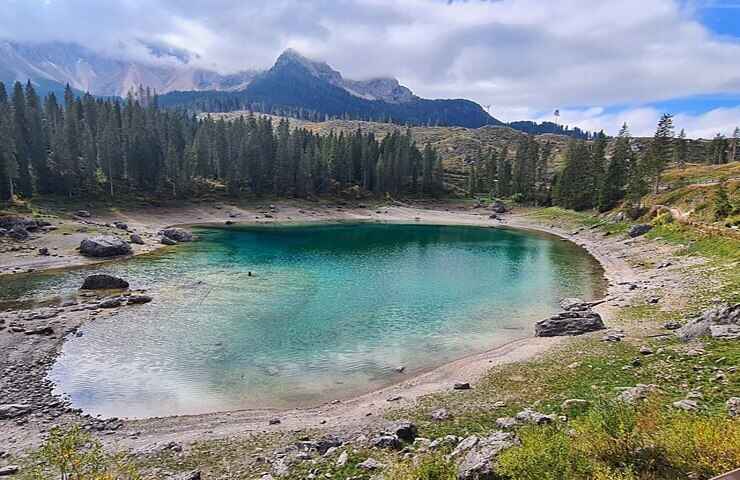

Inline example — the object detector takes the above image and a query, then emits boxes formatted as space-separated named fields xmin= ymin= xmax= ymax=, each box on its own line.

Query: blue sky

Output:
xmin=1 ymin=0 xmax=739 ymax=137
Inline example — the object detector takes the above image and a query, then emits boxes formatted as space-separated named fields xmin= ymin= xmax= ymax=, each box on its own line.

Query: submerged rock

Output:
xmin=160 ymin=227 xmax=193 ymax=242
xmin=80 ymin=274 xmax=129 ymax=290
xmin=79 ymin=236 xmax=132 ymax=257
xmin=535 ymin=310 xmax=605 ymax=337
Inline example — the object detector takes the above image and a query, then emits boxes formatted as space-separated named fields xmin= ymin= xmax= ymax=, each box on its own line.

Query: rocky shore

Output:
xmin=0 ymin=201 xmax=734 ymax=478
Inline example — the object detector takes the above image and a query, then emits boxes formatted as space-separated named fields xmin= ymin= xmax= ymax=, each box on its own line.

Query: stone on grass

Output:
xmin=453 ymin=382 xmax=471 ymax=390
xmin=456 ymin=432 xmax=518 ymax=480
xmin=81 ymin=274 xmax=129 ymax=290
xmin=617 ymin=384 xmax=658 ymax=404
xmin=676 ymin=303 xmax=740 ymax=342
xmin=335 ymin=451 xmax=348 ymax=468
xmin=495 ymin=417 xmax=518 ymax=429
xmin=430 ymin=408 xmax=450 ymax=421
xmin=357 ymin=458 xmax=385 ymax=470
xmin=672 ymin=399 xmax=700 ymax=411
xmin=370 ymin=434 xmax=401 ymax=450
xmin=561 ymin=399 xmax=590 ymax=411
xmin=515 ymin=409 xmax=555 ymax=425
xmin=628 ymin=224 xmax=652 ymax=238
xmin=392 ymin=421 xmax=418 ymax=442
xmin=79 ymin=236 xmax=132 ymax=257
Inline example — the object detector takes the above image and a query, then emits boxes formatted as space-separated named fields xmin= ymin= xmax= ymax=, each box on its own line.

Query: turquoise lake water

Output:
xmin=1 ymin=223 xmax=605 ymax=418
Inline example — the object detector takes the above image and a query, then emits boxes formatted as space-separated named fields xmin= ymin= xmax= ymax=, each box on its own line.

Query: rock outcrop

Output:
xmin=676 ymin=303 xmax=740 ymax=341
xmin=79 ymin=236 xmax=132 ymax=257
xmin=80 ymin=274 xmax=129 ymax=290
xmin=455 ymin=432 xmax=519 ymax=480
xmin=535 ymin=305 xmax=605 ymax=337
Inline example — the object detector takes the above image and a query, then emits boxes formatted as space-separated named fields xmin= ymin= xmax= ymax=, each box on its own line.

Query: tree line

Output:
xmin=468 ymin=114 xmax=739 ymax=213
xmin=0 ymin=81 xmax=444 ymax=202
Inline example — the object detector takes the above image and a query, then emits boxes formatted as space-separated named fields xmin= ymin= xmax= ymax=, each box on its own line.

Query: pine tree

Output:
xmin=706 ymin=133 xmax=727 ymax=165
xmin=0 ymin=82 xmax=17 ymax=200
xmin=675 ymin=128 xmax=688 ymax=169
xmin=714 ymin=182 xmax=732 ymax=220
xmin=554 ymin=140 xmax=594 ymax=210
xmin=496 ymin=146 xmax=512 ymax=197
xmin=11 ymin=82 xmax=33 ymax=197
xmin=645 ymin=114 xmax=674 ymax=193
xmin=730 ymin=127 xmax=739 ymax=163
xmin=597 ymin=123 xmax=631 ymax=212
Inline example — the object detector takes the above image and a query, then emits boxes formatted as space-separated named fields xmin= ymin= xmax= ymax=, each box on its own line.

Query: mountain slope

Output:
xmin=0 ymin=41 xmax=257 ymax=97
xmin=159 ymin=50 xmax=501 ymax=128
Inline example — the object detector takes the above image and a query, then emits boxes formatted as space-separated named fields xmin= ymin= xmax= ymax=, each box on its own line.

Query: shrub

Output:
xmin=653 ymin=410 xmax=740 ymax=479
xmin=387 ymin=453 xmax=457 ymax=480
xmin=495 ymin=425 xmax=591 ymax=480
xmin=24 ymin=425 xmax=141 ymax=480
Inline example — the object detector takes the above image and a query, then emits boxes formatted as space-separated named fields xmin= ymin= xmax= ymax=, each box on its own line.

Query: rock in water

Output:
xmin=160 ymin=236 xmax=178 ymax=245
xmin=79 ymin=236 xmax=132 ymax=257
xmin=535 ymin=310 xmax=605 ymax=336
xmin=81 ymin=274 xmax=129 ymax=290
xmin=160 ymin=228 xmax=193 ymax=242
xmin=628 ymin=224 xmax=652 ymax=238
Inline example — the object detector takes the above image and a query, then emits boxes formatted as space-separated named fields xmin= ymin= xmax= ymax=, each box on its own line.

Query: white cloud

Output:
xmin=535 ymin=105 xmax=740 ymax=138
xmin=0 ymin=0 xmax=739 ymax=136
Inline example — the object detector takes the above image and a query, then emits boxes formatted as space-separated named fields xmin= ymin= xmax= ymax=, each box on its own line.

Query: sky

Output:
xmin=1 ymin=0 xmax=740 ymax=137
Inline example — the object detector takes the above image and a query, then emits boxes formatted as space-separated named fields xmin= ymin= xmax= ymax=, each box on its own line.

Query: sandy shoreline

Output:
xmin=0 ymin=201 xmax=665 ymax=455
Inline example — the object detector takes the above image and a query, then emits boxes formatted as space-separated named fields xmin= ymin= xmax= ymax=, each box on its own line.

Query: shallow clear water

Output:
xmin=1 ymin=223 xmax=605 ymax=418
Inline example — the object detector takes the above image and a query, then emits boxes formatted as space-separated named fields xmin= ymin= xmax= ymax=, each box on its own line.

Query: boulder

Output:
xmin=80 ymin=274 xmax=129 ymax=290
xmin=0 ymin=466 xmax=19 ymax=477
xmin=130 ymin=233 xmax=145 ymax=245
xmin=535 ymin=310 xmax=605 ymax=337
xmin=9 ymin=225 xmax=29 ymax=240
xmin=0 ymin=404 xmax=31 ymax=419
xmin=561 ymin=399 xmax=589 ymax=411
xmin=628 ymin=224 xmax=652 ymax=238
xmin=160 ymin=228 xmax=193 ymax=242
xmin=515 ymin=409 xmax=555 ymax=425
xmin=369 ymin=434 xmax=402 ymax=450
xmin=456 ymin=432 xmax=518 ymax=480
xmin=160 ymin=236 xmax=178 ymax=245
xmin=392 ymin=421 xmax=418 ymax=442
xmin=38 ymin=247 xmax=50 ymax=256
xmin=75 ymin=210 xmax=92 ymax=218
xmin=454 ymin=382 xmax=471 ymax=390
xmin=113 ymin=221 xmax=128 ymax=231
xmin=676 ymin=304 xmax=740 ymax=341
xmin=79 ymin=236 xmax=132 ymax=257
xmin=491 ymin=201 xmax=507 ymax=214
xmin=710 ymin=324 xmax=740 ymax=340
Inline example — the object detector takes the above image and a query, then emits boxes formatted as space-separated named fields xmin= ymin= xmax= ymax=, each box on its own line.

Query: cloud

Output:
xmin=0 ymin=0 xmax=739 ymax=136
xmin=537 ymin=105 xmax=740 ymax=138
